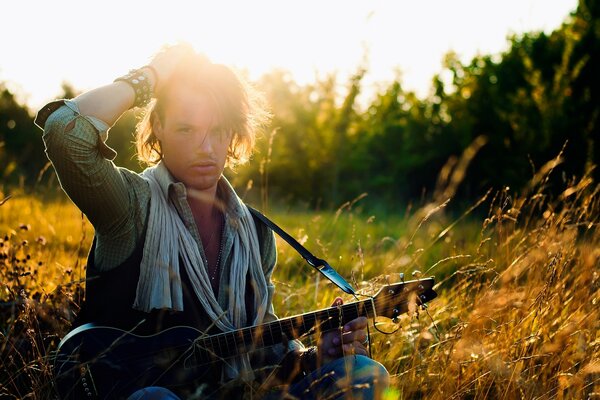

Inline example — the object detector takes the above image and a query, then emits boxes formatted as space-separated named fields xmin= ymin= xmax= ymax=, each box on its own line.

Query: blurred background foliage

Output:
xmin=1 ymin=0 xmax=598 ymax=210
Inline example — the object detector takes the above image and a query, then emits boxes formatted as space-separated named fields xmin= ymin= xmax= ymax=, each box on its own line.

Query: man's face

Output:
xmin=154 ymin=82 xmax=231 ymax=194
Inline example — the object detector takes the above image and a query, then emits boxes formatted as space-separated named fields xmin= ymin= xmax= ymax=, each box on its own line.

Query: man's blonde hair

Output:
xmin=136 ymin=54 xmax=270 ymax=167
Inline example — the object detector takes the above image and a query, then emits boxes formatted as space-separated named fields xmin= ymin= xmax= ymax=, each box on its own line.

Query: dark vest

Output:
xmin=71 ymin=214 xmax=288 ymax=397
xmin=74 ymin=213 xmax=264 ymax=336
xmin=74 ymin=236 xmax=226 ymax=335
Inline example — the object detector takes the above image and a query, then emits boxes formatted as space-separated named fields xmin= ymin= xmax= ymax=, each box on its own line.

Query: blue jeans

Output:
xmin=127 ymin=386 xmax=180 ymax=400
xmin=128 ymin=355 xmax=389 ymax=399
xmin=282 ymin=355 xmax=390 ymax=399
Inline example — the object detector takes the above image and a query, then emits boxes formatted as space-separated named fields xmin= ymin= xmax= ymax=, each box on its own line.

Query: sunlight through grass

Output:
xmin=1 ymin=165 xmax=598 ymax=398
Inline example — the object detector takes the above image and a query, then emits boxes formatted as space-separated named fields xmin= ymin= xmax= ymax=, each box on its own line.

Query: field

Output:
xmin=1 ymin=164 xmax=599 ymax=399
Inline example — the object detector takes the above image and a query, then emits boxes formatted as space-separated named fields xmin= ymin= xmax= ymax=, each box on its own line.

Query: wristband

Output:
xmin=114 ymin=67 xmax=155 ymax=108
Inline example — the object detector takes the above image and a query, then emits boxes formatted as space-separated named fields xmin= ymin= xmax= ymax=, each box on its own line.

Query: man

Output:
xmin=37 ymin=45 xmax=389 ymax=399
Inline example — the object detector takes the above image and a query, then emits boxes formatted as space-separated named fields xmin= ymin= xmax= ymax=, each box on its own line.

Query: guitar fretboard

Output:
xmin=194 ymin=299 xmax=375 ymax=360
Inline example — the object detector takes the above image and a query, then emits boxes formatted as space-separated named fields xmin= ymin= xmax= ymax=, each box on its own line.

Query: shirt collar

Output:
xmin=149 ymin=161 xmax=245 ymax=219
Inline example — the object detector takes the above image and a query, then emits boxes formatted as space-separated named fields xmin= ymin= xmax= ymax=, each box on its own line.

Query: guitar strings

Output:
xmin=194 ymin=291 xmax=423 ymax=360
xmin=194 ymin=291 xmax=424 ymax=357
xmin=80 ymin=292 xmax=414 ymax=365
xmin=349 ymin=292 xmax=374 ymax=359
xmin=60 ymin=288 xmax=432 ymax=377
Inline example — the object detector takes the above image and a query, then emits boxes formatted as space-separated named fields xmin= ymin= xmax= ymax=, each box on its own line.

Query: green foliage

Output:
xmin=1 ymin=0 xmax=598 ymax=210
xmin=106 ymin=109 xmax=144 ymax=172
xmin=0 ymin=84 xmax=44 ymax=186
xmin=234 ymin=0 xmax=599 ymax=208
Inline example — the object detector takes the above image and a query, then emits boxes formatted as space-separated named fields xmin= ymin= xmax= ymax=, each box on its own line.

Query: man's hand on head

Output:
xmin=147 ymin=43 xmax=199 ymax=93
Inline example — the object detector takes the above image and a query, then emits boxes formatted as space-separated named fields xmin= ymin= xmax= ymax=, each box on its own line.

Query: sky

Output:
xmin=0 ymin=0 xmax=578 ymax=110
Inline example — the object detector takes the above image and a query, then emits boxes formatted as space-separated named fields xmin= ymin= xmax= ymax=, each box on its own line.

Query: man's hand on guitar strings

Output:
xmin=317 ymin=297 xmax=369 ymax=364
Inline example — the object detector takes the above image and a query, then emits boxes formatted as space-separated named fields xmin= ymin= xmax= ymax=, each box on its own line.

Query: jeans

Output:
xmin=127 ymin=355 xmax=389 ymax=399
xmin=281 ymin=355 xmax=390 ymax=399
xmin=127 ymin=386 xmax=180 ymax=400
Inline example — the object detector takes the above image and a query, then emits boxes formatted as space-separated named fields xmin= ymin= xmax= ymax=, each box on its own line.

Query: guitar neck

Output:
xmin=197 ymin=299 xmax=375 ymax=359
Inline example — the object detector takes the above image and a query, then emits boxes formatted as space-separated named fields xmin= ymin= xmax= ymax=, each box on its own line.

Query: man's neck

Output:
xmin=187 ymin=184 xmax=221 ymax=228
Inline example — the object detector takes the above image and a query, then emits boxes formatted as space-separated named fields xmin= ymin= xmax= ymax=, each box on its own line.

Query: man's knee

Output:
xmin=323 ymin=355 xmax=390 ymax=398
xmin=349 ymin=355 xmax=390 ymax=390
xmin=285 ymin=355 xmax=391 ymax=399
xmin=127 ymin=386 xmax=181 ymax=400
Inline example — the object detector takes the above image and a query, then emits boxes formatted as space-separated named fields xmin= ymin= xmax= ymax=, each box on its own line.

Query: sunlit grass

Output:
xmin=1 ymin=161 xmax=598 ymax=398
xmin=0 ymin=193 xmax=91 ymax=294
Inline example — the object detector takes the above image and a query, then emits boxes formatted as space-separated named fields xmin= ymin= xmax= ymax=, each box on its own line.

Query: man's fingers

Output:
xmin=328 ymin=346 xmax=343 ymax=357
xmin=329 ymin=341 xmax=368 ymax=357
xmin=328 ymin=316 xmax=368 ymax=345
xmin=343 ymin=316 xmax=368 ymax=332
xmin=341 ymin=330 xmax=368 ymax=344
xmin=330 ymin=297 xmax=344 ymax=307
xmin=331 ymin=329 xmax=368 ymax=346
xmin=322 ymin=304 xmax=369 ymax=358
xmin=342 ymin=342 xmax=369 ymax=356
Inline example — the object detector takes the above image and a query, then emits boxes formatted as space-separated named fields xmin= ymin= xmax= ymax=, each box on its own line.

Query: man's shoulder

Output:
xmin=116 ymin=167 xmax=152 ymax=197
xmin=246 ymin=205 xmax=274 ymax=240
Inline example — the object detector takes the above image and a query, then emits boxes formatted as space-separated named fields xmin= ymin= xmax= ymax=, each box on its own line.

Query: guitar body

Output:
xmin=53 ymin=278 xmax=437 ymax=399
xmin=54 ymin=324 xmax=213 ymax=399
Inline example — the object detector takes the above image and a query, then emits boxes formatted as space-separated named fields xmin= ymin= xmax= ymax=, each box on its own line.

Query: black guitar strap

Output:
xmin=248 ymin=207 xmax=357 ymax=295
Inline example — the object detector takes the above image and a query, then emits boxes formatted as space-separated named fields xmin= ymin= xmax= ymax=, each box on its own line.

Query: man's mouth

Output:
xmin=191 ymin=161 xmax=217 ymax=172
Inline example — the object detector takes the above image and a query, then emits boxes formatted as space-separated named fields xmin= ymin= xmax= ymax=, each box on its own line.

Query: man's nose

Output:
xmin=195 ymin=129 xmax=214 ymax=153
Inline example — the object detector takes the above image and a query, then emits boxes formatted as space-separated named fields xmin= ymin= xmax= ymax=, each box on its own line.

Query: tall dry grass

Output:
xmin=0 ymin=155 xmax=598 ymax=399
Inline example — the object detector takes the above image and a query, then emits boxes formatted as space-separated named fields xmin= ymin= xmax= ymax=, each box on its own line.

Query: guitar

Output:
xmin=53 ymin=278 xmax=437 ymax=399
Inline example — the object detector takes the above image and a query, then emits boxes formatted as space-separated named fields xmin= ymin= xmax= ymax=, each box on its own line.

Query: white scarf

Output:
xmin=134 ymin=162 xmax=269 ymax=380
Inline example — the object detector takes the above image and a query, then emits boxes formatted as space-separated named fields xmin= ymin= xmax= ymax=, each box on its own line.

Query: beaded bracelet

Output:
xmin=114 ymin=66 xmax=157 ymax=108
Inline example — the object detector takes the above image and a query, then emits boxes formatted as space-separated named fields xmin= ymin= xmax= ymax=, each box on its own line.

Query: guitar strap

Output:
xmin=248 ymin=207 xmax=357 ymax=295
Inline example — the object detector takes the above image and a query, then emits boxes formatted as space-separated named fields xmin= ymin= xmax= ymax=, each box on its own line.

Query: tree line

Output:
xmin=1 ymin=0 xmax=598 ymax=210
